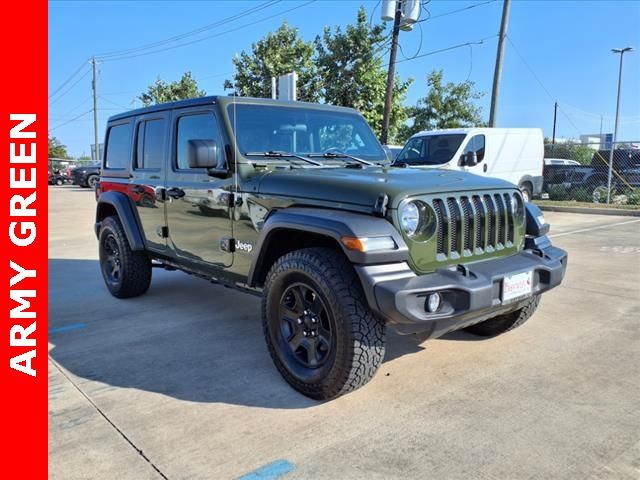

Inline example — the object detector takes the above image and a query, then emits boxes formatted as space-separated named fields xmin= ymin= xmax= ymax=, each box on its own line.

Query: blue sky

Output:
xmin=49 ymin=0 xmax=640 ymax=157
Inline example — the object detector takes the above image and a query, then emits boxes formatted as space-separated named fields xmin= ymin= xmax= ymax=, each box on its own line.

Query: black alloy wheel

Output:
xmin=279 ymin=282 xmax=333 ymax=369
xmin=101 ymin=232 xmax=122 ymax=287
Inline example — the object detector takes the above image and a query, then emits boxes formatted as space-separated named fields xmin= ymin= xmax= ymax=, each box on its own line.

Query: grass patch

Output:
xmin=534 ymin=200 xmax=640 ymax=210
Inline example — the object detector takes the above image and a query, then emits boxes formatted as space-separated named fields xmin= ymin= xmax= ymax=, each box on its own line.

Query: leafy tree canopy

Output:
xmin=316 ymin=6 xmax=411 ymax=142
xmin=401 ymin=70 xmax=485 ymax=140
xmin=48 ymin=135 xmax=69 ymax=159
xmin=139 ymin=71 xmax=206 ymax=107
xmin=224 ymin=22 xmax=321 ymax=103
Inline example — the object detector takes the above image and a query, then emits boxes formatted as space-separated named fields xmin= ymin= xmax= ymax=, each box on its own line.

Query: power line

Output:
xmin=398 ymin=20 xmax=424 ymax=61
xmin=48 ymin=68 xmax=91 ymax=106
xmin=417 ymin=0 xmax=497 ymax=23
xmin=99 ymin=1 xmax=316 ymax=62
xmin=99 ymin=95 xmax=129 ymax=110
xmin=49 ymin=110 xmax=93 ymax=132
xmin=49 ymin=60 xmax=89 ymax=99
xmin=389 ymin=34 xmax=497 ymax=67
xmin=506 ymin=35 xmax=582 ymax=135
xmin=96 ymin=1 xmax=280 ymax=60
xmin=50 ymin=94 xmax=93 ymax=116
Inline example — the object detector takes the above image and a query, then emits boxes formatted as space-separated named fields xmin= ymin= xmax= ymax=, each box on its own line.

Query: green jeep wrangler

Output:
xmin=95 ymin=96 xmax=567 ymax=400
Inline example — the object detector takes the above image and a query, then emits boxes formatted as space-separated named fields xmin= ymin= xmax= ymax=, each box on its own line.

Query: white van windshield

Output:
xmin=396 ymin=134 xmax=466 ymax=165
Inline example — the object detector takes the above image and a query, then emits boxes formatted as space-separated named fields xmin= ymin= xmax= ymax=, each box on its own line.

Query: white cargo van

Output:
xmin=395 ymin=128 xmax=544 ymax=201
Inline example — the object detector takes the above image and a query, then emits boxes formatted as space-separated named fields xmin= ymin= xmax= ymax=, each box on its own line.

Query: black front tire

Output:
xmin=262 ymin=248 xmax=385 ymax=400
xmin=99 ymin=216 xmax=152 ymax=298
xmin=464 ymin=295 xmax=540 ymax=337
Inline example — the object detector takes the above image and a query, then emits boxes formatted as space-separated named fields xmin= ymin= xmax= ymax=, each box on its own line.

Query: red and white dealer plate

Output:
xmin=502 ymin=270 xmax=533 ymax=304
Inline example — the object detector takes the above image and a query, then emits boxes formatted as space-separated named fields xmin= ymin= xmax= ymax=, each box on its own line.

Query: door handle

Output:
xmin=132 ymin=185 xmax=145 ymax=194
xmin=166 ymin=187 xmax=186 ymax=199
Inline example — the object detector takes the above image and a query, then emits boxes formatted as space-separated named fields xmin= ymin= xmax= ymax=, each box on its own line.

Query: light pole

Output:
xmin=606 ymin=46 xmax=634 ymax=204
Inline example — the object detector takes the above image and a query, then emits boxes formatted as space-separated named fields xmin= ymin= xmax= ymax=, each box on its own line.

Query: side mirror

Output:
xmin=187 ymin=139 xmax=227 ymax=177
xmin=461 ymin=151 xmax=478 ymax=167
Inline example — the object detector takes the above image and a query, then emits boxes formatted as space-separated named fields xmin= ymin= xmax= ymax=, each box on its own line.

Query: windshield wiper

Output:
xmin=244 ymin=150 xmax=323 ymax=166
xmin=307 ymin=152 xmax=374 ymax=166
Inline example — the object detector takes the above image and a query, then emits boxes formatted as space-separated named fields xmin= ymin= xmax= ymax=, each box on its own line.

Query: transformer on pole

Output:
xmin=380 ymin=0 xmax=420 ymax=144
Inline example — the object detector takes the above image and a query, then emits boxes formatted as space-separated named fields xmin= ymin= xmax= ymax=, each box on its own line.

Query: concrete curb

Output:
xmin=538 ymin=205 xmax=640 ymax=217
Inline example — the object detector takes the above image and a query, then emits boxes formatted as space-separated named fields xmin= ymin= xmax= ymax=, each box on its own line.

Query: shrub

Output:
xmin=627 ymin=189 xmax=640 ymax=206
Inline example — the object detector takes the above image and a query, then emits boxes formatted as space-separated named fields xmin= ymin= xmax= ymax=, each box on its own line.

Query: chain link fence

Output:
xmin=542 ymin=141 xmax=640 ymax=208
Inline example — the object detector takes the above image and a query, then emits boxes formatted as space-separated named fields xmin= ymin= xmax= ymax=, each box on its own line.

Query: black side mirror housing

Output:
xmin=461 ymin=151 xmax=478 ymax=167
xmin=187 ymin=139 xmax=223 ymax=166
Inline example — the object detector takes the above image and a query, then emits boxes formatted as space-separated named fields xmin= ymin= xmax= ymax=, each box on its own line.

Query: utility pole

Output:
xmin=552 ymin=101 xmax=558 ymax=142
xmin=380 ymin=1 xmax=402 ymax=145
xmin=489 ymin=0 xmax=511 ymax=127
xmin=91 ymin=57 xmax=100 ymax=162
xmin=606 ymin=46 xmax=634 ymax=204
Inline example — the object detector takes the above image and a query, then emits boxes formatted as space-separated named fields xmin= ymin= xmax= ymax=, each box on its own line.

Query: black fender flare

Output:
xmin=247 ymin=207 xmax=409 ymax=287
xmin=95 ymin=191 xmax=146 ymax=251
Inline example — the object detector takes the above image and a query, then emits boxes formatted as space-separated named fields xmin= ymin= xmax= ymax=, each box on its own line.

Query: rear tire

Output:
xmin=262 ymin=247 xmax=385 ymax=400
xmin=520 ymin=183 xmax=533 ymax=203
xmin=99 ymin=216 xmax=152 ymax=298
xmin=87 ymin=174 xmax=99 ymax=189
xmin=464 ymin=295 xmax=540 ymax=337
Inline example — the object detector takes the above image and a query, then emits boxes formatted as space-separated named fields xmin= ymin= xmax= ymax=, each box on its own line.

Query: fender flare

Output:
xmin=247 ymin=207 xmax=409 ymax=287
xmin=95 ymin=191 xmax=146 ymax=251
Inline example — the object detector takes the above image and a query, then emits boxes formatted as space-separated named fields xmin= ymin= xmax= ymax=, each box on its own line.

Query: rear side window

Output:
xmin=105 ymin=122 xmax=132 ymax=169
xmin=135 ymin=119 xmax=166 ymax=170
xmin=176 ymin=113 xmax=221 ymax=170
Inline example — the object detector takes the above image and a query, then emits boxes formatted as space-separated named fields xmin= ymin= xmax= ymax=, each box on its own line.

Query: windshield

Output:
xmin=396 ymin=134 xmax=466 ymax=165
xmin=228 ymin=104 xmax=387 ymax=163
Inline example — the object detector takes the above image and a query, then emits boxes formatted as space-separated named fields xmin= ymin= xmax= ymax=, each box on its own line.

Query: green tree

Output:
xmin=224 ymin=22 xmax=321 ymax=102
xmin=544 ymin=141 xmax=594 ymax=165
xmin=315 ymin=6 xmax=411 ymax=142
xmin=139 ymin=71 xmax=206 ymax=106
xmin=401 ymin=70 xmax=485 ymax=140
xmin=48 ymin=135 xmax=69 ymax=159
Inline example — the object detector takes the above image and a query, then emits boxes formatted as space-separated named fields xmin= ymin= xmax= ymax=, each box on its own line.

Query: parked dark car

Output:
xmin=564 ymin=149 xmax=640 ymax=196
xmin=71 ymin=164 xmax=101 ymax=188
xmin=48 ymin=170 xmax=70 ymax=185
xmin=542 ymin=158 xmax=581 ymax=188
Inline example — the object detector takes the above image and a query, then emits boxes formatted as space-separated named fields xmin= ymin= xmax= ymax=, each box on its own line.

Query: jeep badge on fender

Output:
xmin=95 ymin=96 xmax=567 ymax=400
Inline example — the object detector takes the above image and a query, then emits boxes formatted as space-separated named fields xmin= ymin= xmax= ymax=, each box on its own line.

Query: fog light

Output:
xmin=426 ymin=292 xmax=442 ymax=313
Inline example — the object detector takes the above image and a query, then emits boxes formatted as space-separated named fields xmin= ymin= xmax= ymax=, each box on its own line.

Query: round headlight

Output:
xmin=512 ymin=192 xmax=525 ymax=220
xmin=400 ymin=201 xmax=421 ymax=236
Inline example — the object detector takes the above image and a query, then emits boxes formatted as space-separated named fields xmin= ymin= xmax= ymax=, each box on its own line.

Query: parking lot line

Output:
xmin=49 ymin=323 xmax=87 ymax=335
xmin=236 ymin=459 xmax=296 ymax=480
xmin=549 ymin=218 xmax=640 ymax=238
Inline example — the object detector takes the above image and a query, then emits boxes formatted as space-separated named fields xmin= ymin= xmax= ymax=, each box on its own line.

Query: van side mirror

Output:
xmin=187 ymin=139 xmax=228 ymax=177
xmin=461 ymin=151 xmax=478 ymax=167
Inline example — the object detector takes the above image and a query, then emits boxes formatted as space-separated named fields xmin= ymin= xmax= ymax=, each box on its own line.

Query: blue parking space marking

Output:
xmin=48 ymin=323 xmax=87 ymax=335
xmin=237 ymin=459 xmax=295 ymax=480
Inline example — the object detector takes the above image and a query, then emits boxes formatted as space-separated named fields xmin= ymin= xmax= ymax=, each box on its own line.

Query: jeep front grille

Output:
xmin=431 ymin=193 xmax=519 ymax=260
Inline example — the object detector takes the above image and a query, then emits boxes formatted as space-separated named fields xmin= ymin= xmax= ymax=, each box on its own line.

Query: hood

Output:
xmin=256 ymin=166 xmax=517 ymax=208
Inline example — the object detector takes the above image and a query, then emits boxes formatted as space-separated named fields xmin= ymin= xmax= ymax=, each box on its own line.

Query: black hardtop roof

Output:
xmin=107 ymin=95 xmax=359 ymax=123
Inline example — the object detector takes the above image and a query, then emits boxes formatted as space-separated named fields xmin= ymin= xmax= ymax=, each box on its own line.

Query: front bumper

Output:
xmin=356 ymin=243 xmax=567 ymax=337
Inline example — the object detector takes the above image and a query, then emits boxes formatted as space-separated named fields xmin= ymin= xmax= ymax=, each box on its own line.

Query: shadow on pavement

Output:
xmin=48 ymin=258 xmax=480 ymax=409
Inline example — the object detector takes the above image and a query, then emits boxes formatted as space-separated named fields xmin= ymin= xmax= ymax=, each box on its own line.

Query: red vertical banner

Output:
xmin=0 ymin=0 xmax=48 ymax=477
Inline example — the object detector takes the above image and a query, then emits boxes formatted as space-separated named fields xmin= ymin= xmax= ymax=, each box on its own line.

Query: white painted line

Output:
xmin=549 ymin=218 xmax=640 ymax=238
